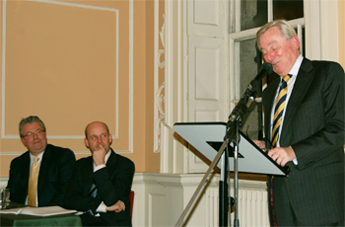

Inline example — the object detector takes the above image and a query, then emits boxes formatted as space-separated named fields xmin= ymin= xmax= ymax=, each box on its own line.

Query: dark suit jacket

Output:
xmin=262 ymin=58 xmax=344 ymax=225
xmin=64 ymin=149 xmax=135 ymax=227
xmin=7 ymin=144 xmax=76 ymax=207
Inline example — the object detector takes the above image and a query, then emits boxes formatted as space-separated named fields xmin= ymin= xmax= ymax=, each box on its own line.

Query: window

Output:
xmin=229 ymin=0 xmax=304 ymax=140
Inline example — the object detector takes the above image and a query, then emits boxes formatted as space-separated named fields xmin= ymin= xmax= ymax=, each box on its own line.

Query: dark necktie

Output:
xmin=85 ymin=184 xmax=98 ymax=216
xmin=89 ymin=184 xmax=97 ymax=198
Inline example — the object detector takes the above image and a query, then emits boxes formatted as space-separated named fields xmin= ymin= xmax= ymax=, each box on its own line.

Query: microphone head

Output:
xmin=261 ymin=62 xmax=273 ymax=74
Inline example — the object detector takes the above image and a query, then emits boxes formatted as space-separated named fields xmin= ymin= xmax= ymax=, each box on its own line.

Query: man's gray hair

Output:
xmin=256 ymin=19 xmax=298 ymax=51
xmin=19 ymin=115 xmax=46 ymax=137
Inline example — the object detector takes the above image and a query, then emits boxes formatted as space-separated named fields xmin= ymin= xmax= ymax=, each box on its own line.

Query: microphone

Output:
xmin=250 ymin=62 xmax=273 ymax=88
xmin=226 ymin=62 xmax=273 ymax=141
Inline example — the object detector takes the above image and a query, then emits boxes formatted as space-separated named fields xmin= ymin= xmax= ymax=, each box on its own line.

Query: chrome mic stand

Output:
xmin=175 ymin=63 xmax=272 ymax=227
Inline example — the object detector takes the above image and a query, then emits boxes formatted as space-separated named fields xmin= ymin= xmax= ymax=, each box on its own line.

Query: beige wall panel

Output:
xmin=131 ymin=0 xmax=150 ymax=173
xmin=5 ymin=0 xmax=120 ymax=138
xmin=0 ymin=0 xmax=154 ymax=176
xmin=0 ymin=155 xmax=15 ymax=176
xmin=134 ymin=0 xmax=160 ymax=173
xmin=0 ymin=0 xmax=3 ymax=152
xmin=339 ymin=0 xmax=345 ymax=68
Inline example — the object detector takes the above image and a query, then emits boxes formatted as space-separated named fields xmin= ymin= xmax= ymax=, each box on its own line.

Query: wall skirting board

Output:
xmin=131 ymin=173 xmax=269 ymax=227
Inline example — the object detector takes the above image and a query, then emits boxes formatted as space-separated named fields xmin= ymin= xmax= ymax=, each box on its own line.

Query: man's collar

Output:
xmin=104 ymin=149 xmax=112 ymax=164
xmin=289 ymin=54 xmax=303 ymax=76
xmin=30 ymin=150 xmax=45 ymax=161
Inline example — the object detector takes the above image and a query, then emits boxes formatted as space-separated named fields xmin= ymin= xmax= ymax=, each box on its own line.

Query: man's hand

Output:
xmin=106 ymin=200 xmax=125 ymax=213
xmin=252 ymin=140 xmax=266 ymax=151
xmin=268 ymin=146 xmax=296 ymax=167
xmin=92 ymin=144 xmax=106 ymax=166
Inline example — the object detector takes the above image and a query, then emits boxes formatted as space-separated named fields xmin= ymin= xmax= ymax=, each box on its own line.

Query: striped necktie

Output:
xmin=28 ymin=156 xmax=39 ymax=207
xmin=270 ymin=75 xmax=292 ymax=227
xmin=89 ymin=184 xmax=97 ymax=198
xmin=271 ymin=74 xmax=292 ymax=148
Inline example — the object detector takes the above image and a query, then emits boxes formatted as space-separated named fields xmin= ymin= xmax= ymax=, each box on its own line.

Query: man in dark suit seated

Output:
xmin=7 ymin=115 xmax=76 ymax=207
xmin=64 ymin=121 xmax=135 ymax=227
xmin=254 ymin=20 xmax=344 ymax=226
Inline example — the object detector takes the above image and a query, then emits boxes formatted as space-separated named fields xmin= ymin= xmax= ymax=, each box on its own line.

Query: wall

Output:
xmin=0 ymin=0 xmax=343 ymax=226
xmin=339 ymin=0 xmax=345 ymax=68
xmin=0 ymin=0 xmax=159 ymax=177
xmin=130 ymin=173 xmax=269 ymax=227
xmin=0 ymin=0 xmax=343 ymax=178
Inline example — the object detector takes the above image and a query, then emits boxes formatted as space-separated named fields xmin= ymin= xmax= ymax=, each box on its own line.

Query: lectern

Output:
xmin=173 ymin=122 xmax=289 ymax=226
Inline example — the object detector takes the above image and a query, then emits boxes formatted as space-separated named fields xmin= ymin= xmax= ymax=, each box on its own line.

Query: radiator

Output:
xmin=206 ymin=180 xmax=270 ymax=227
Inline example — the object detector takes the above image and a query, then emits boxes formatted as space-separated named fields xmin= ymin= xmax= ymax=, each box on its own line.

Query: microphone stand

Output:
xmin=175 ymin=63 xmax=271 ymax=227
xmin=175 ymin=84 xmax=258 ymax=227
xmin=175 ymin=140 xmax=229 ymax=227
xmin=225 ymin=82 xmax=258 ymax=227
xmin=219 ymin=137 xmax=230 ymax=227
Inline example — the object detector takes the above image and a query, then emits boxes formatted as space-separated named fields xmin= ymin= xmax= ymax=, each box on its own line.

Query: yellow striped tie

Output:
xmin=271 ymin=74 xmax=291 ymax=148
xmin=28 ymin=156 xmax=39 ymax=207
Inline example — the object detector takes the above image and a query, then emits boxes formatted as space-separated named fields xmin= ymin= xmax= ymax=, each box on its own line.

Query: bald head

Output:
xmin=84 ymin=121 xmax=112 ymax=154
xmin=85 ymin=121 xmax=110 ymax=138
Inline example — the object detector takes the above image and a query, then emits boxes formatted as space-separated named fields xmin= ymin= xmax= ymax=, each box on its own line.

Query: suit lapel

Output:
xmin=19 ymin=152 xmax=31 ymax=197
xmin=37 ymin=145 xmax=52 ymax=190
xmin=105 ymin=149 xmax=118 ymax=175
xmin=84 ymin=150 xmax=117 ymax=194
xmin=281 ymin=59 xmax=314 ymax=140
xmin=83 ymin=157 xmax=95 ymax=193
xmin=263 ymin=78 xmax=280 ymax=141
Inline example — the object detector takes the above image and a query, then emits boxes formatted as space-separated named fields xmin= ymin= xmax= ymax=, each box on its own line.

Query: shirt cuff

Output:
xmin=94 ymin=164 xmax=106 ymax=172
xmin=96 ymin=202 xmax=107 ymax=213
xmin=293 ymin=158 xmax=298 ymax=165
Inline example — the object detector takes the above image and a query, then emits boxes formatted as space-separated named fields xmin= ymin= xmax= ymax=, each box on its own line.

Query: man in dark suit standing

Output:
xmin=7 ymin=115 xmax=76 ymax=207
xmin=254 ymin=20 xmax=344 ymax=226
xmin=65 ymin=121 xmax=135 ymax=227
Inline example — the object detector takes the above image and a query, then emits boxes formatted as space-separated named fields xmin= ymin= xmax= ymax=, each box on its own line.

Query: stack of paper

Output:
xmin=0 ymin=206 xmax=77 ymax=217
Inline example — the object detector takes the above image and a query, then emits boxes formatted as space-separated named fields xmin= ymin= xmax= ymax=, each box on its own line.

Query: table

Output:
xmin=0 ymin=213 xmax=82 ymax=226
xmin=0 ymin=203 xmax=82 ymax=227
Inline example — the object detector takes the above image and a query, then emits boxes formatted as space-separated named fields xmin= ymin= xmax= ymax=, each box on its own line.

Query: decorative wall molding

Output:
xmin=1 ymin=0 xmax=134 ymax=153
xmin=154 ymin=0 xmax=166 ymax=153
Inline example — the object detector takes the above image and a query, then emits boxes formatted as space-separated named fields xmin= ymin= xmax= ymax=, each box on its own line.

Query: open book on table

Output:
xmin=0 ymin=206 xmax=77 ymax=217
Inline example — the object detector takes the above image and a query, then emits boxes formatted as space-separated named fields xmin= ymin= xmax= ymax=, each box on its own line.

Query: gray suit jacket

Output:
xmin=262 ymin=58 xmax=344 ymax=225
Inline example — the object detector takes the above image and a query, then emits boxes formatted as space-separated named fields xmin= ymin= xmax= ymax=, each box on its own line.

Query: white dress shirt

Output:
xmin=94 ymin=150 xmax=111 ymax=213
xmin=270 ymin=55 xmax=303 ymax=165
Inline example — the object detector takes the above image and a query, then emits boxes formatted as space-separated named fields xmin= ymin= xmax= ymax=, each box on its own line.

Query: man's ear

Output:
xmin=21 ymin=137 xmax=27 ymax=147
xmin=292 ymin=35 xmax=300 ymax=50
xmin=108 ymin=133 xmax=113 ymax=145
xmin=84 ymin=138 xmax=90 ymax=148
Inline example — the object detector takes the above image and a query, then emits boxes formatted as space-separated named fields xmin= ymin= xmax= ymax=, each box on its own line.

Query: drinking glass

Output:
xmin=0 ymin=188 xmax=10 ymax=209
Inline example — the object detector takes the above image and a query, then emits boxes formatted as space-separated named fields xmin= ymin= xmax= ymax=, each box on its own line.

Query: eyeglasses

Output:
xmin=23 ymin=129 xmax=45 ymax=138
